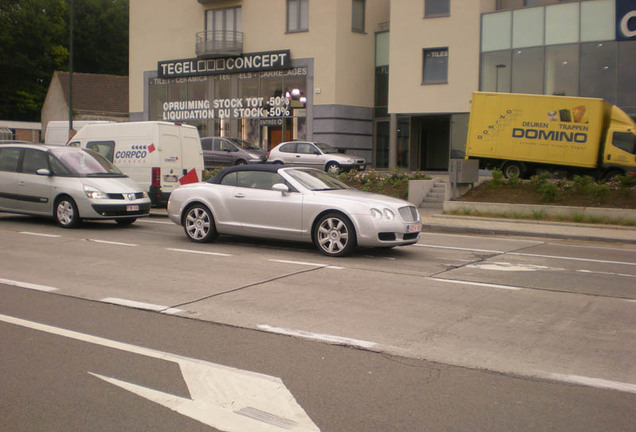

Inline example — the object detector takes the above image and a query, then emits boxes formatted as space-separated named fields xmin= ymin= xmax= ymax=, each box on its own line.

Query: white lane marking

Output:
xmin=416 ymin=244 xmax=636 ymax=267
xmin=429 ymin=277 xmax=523 ymax=291
xmin=19 ymin=232 xmax=62 ymax=238
xmin=268 ymin=259 xmax=344 ymax=270
xmin=258 ymin=324 xmax=377 ymax=350
xmin=137 ymin=219 xmax=173 ymax=225
xmin=467 ymin=262 xmax=564 ymax=272
xmin=415 ymin=244 xmax=505 ymax=254
xmin=577 ymin=269 xmax=636 ymax=279
xmin=100 ymin=297 xmax=183 ymax=315
xmin=166 ymin=248 xmax=232 ymax=257
xmin=0 ymin=278 xmax=59 ymax=292
xmin=421 ymin=232 xmax=543 ymax=244
xmin=87 ymin=239 xmax=138 ymax=247
xmin=0 ymin=314 xmax=320 ymax=432
xmin=542 ymin=372 xmax=636 ymax=395
xmin=547 ymin=243 xmax=636 ymax=253
xmin=508 ymin=252 xmax=636 ymax=267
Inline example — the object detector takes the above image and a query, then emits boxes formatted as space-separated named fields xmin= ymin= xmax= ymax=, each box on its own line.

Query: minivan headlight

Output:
xmin=84 ymin=185 xmax=108 ymax=199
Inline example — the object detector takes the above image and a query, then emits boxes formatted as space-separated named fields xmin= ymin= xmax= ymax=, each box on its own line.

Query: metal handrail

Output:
xmin=196 ymin=30 xmax=244 ymax=58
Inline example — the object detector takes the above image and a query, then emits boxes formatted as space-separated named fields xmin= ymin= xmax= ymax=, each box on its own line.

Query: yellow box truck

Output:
xmin=465 ymin=92 xmax=636 ymax=180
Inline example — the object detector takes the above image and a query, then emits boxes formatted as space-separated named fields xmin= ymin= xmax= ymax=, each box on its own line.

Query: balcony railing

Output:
xmin=196 ymin=30 xmax=244 ymax=58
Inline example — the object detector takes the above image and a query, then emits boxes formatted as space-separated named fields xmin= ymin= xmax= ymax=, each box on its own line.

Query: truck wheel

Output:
xmin=603 ymin=170 xmax=622 ymax=182
xmin=502 ymin=162 xmax=525 ymax=179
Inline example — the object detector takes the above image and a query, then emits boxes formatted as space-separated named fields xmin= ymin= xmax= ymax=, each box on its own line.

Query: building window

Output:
xmin=287 ymin=0 xmax=308 ymax=33
xmin=352 ymin=0 xmax=365 ymax=33
xmin=545 ymin=43 xmax=579 ymax=96
xmin=422 ymin=48 xmax=449 ymax=85
xmin=511 ymin=47 xmax=543 ymax=95
xmin=580 ymin=42 xmax=617 ymax=104
xmin=205 ymin=7 xmax=242 ymax=43
xmin=424 ymin=0 xmax=450 ymax=17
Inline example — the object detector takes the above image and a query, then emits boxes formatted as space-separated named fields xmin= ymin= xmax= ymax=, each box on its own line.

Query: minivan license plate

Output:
xmin=164 ymin=175 xmax=178 ymax=182
xmin=406 ymin=223 xmax=422 ymax=233
xmin=126 ymin=205 xmax=139 ymax=212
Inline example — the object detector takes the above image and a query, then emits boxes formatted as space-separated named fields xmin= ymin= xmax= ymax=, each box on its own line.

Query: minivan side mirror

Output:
xmin=36 ymin=168 xmax=51 ymax=176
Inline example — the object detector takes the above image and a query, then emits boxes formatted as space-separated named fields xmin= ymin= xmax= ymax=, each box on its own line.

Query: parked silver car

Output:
xmin=167 ymin=165 xmax=421 ymax=257
xmin=267 ymin=141 xmax=366 ymax=174
xmin=0 ymin=142 xmax=151 ymax=228
xmin=200 ymin=137 xmax=267 ymax=168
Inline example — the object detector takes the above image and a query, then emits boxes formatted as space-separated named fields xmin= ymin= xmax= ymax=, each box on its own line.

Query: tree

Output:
xmin=0 ymin=0 xmax=128 ymax=122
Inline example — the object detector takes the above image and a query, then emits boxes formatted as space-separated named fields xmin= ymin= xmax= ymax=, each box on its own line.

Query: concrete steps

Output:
xmin=421 ymin=179 xmax=447 ymax=204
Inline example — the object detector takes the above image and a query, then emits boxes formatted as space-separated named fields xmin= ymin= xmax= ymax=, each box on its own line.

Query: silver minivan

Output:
xmin=200 ymin=137 xmax=267 ymax=168
xmin=0 ymin=142 xmax=151 ymax=228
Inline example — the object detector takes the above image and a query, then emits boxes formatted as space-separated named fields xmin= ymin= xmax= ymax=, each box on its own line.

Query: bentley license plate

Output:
xmin=406 ymin=223 xmax=422 ymax=233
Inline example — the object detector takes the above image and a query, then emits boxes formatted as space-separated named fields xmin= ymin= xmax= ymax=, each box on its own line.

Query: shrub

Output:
xmin=203 ymin=167 xmax=222 ymax=181
xmin=537 ymin=182 xmax=559 ymax=202
xmin=337 ymin=169 xmax=430 ymax=199
xmin=617 ymin=174 xmax=636 ymax=189
xmin=530 ymin=172 xmax=551 ymax=188
xmin=573 ymin=175 xmax=595 ymax=194
xmin=591 ymin=183 xmax=610 ymax=203
xmin=489 ymin=168 xmax=504 ymax=188
xmin=505 ymin=173 xmax=522 ymax=188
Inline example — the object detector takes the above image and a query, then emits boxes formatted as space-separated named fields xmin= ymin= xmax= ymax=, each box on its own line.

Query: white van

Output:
xmin=45 ymin=120 xmax=114 ymax=145
xmin=69 ymin=121 xmax=204 ymax=206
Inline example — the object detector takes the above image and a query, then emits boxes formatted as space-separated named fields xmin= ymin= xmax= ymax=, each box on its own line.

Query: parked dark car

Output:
xmin=200 ymin=137 xmax=267 ymax=169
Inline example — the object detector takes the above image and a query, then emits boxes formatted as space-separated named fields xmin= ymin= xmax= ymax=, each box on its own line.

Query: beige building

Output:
xmin=129 ymin=0 xmax=636 ymax=170
xmin=130 ymin=0 xmax=388 ymax=163
xmin=41 ymin=71 xmax=129 ymax=141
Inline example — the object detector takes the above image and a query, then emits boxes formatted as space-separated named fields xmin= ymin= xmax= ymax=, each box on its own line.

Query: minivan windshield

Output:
xmin=229 ymin=138 xmax=261 ymax=150
xmin=285 ymin=168 xmax=351 ymax=191
xmin=50 ymin=148 xmax=124 ymax=177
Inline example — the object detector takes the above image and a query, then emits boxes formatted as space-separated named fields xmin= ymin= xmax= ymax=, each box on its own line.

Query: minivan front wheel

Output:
xmin=54 ymin=197 xmax=80 ymax=228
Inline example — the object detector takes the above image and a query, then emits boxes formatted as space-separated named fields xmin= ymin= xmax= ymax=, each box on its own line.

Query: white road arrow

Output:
xmin=0 ymin=314 xmax=320 ymax=432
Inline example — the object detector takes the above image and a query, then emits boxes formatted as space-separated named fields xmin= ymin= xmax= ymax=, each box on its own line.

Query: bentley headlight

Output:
xmin=84 ymin=185 xmax=108 ymax=199
xmin=371 ymin=208 xmax=395 ymax=221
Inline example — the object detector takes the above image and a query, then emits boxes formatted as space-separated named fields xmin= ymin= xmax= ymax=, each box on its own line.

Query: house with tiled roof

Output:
xmin=41 ymin=71 xmax=129 ymax=141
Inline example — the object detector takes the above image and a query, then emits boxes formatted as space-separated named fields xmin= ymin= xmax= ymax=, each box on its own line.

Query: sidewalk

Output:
xmin=418 ymin=205 xmax=636 ymax=244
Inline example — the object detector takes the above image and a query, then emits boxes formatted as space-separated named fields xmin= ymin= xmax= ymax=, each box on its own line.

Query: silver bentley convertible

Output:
xmin=167 ymin=165 xmax=422 ymax=257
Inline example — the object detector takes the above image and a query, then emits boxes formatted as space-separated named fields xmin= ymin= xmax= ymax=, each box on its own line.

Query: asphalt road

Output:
xmin=2 ymin=286 xmax=636 ymax=432
xmin=1 ymin=213 xmax=635 ymax=431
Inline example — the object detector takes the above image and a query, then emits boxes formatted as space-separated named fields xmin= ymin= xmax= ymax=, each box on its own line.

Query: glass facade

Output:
xmin=481 ymin=0 xmax=636 ymax=114
xmin=148 ymin=67 xmax=308 ymax=150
